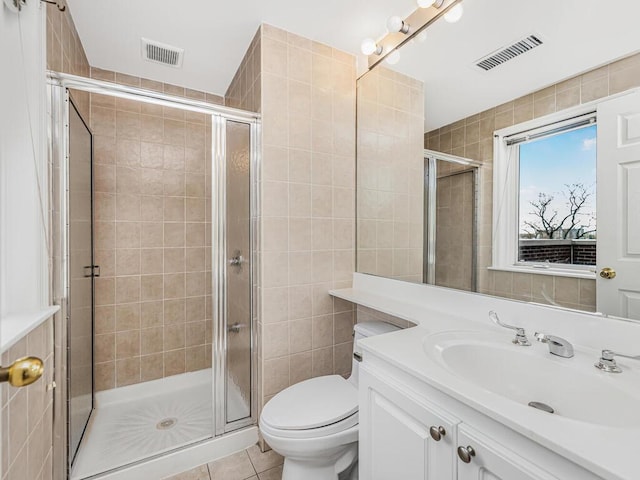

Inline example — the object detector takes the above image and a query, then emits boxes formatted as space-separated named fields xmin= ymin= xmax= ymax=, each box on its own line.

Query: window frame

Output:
xmin=492 ymin=102 xmax=599 ymax=279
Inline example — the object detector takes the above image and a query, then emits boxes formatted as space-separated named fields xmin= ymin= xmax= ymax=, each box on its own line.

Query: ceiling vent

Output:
xmin=141 ymin=38 xmax=184 ymax=68
xmin=474 ymin=35 xmax=543 ymax=72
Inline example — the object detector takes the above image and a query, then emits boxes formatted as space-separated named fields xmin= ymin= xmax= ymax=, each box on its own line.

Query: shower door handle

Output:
xmin=83 ymin=265 xmax=100 ymax=277
xmin=228 ymin=250 xmax=244 ymax=268
xmin=228 ymin=323 xmax=248 ymax=334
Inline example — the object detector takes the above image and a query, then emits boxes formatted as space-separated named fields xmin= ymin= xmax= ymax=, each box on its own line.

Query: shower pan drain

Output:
xmin=156 ymin=417 xmax=178 ymax=430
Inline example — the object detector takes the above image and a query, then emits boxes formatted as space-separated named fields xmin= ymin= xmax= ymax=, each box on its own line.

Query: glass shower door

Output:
xmin=224 ymin=120 xmax=252 ymax=425
xmin=68 ymin=99 xmax=94 ymax=465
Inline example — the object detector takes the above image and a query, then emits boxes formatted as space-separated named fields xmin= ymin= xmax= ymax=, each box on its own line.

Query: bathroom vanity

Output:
xmin=332 ymin=274 xmax=640 ymax=480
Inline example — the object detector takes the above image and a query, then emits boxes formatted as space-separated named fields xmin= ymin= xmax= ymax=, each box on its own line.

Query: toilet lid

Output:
xmin=261 ymin=375 xmax=358 ymax=430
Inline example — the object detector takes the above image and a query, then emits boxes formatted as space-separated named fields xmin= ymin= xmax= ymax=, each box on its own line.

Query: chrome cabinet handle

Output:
xmin=457 ymin=445 xmax=476 ymax=463
xmin=429 ymin=426 xmax=446 ymax=441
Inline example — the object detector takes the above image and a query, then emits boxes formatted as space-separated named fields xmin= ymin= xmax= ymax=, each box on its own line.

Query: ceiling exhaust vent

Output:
xmin=475 ymin=35 xmax=543 ymax=72
xmin=141 ymin=38 xmax=184 ymax=68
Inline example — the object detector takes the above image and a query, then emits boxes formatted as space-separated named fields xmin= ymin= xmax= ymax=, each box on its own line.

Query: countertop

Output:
xmin=330 ymin=278 xmax=640 ymax=480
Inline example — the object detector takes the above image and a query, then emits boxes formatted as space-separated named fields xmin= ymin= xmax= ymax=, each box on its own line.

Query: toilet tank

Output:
xmin=349 ymin=321 xmax=401 ymax=387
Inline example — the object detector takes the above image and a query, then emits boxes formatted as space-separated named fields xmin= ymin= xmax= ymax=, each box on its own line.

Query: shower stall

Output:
xmin=48 ymin=72 xmax=260 ymax=479
xmin=423 ymin=149 xmax=480 ymax=292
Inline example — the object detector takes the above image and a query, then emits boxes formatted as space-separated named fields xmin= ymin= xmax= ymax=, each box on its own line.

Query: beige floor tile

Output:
xmin=257 ymin=466 xmax=283 ymax=480
xmin=163 ymin=464 xmax=210 ymax=480
xmin=208 ymin=450 xmax=256 ymax=480
xmin=246 ymin=444 xmax=284 ymax=473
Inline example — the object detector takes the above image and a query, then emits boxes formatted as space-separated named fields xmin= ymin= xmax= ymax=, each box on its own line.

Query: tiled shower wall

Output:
xmin=356 ymin=66 xmax=425 ymax=283
xmin=425 ymin=52 xmax=640 ymax=311
xmin=90 ymin=68 xmax=224 ymax=390
xmin=226 ymin=24 xmax=358 ymax=412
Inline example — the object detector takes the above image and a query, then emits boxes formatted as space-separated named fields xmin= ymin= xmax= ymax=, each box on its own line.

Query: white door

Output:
xmin=597 ymin=90 xmax=640 ymax=319
xmin=456 ymin=425 xmax=560 ymax=480
xmin=359 ymin=368 xmax=458 ymax=480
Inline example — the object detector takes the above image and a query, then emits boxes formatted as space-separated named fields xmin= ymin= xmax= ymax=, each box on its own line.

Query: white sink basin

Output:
xmin=423 ymin=331 xmax=640 ymax=428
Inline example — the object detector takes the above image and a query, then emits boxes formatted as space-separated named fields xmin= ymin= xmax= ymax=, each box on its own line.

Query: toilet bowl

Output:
xmin=259 ymin=321 xmax=401 ymax=480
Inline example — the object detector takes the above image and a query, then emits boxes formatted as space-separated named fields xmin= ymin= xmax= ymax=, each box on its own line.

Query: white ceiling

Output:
xmin=388 ymin=0 xmax=640 ymax=130
xmin=66 ymin=0 xmax=414 ymax=95
xmin=68 ymin=0 xmax=640 ymax=130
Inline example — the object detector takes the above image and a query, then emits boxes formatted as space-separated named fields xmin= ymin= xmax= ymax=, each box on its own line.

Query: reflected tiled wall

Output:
xmin=90 ymin=69 xmax=224 ymax=390
xmin=356 ymin=67 xmax=424 ymax=283
xmin=425 ymin=52 xmax=640 ymax=311
xmin=227 ymin=24 xmax=358 ymax=412
xmin=1 ymin=321 xmax=55 ymax=480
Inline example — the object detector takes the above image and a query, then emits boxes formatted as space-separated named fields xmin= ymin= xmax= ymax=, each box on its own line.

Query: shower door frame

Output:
xmin=423 ymin=149 xmax=481 ymax=291
xmin=48 ymin=71 xmax=261 ymax=479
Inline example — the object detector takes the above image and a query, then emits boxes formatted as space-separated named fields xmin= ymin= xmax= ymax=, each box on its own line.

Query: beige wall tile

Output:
xmin=92 ymin=71 xmax=217 ymax=389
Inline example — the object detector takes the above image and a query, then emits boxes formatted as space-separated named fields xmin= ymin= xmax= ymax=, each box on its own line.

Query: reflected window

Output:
xmin=517 ymin=123 xmax=597 ymax=266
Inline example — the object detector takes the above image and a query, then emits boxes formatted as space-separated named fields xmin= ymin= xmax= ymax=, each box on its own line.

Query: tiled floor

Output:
xmin=165 ymin=444 xmax=283 ymax=480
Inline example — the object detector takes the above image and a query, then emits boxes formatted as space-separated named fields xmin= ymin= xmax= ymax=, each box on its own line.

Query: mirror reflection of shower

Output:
xmin=424 ymin=150 xmax=480 ymax=292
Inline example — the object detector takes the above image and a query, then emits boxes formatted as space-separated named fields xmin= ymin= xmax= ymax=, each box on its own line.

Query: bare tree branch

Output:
xmin=524 ymin=183 xmax=596 ymax=239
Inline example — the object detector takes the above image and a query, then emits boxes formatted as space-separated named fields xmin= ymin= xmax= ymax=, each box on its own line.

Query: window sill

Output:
xmin=488 ymin=265 xmax=596 ymax=280
xmin=1 ymin=306 xmax=60 ymax=354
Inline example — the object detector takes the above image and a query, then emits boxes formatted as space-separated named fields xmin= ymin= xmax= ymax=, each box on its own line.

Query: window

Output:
xmin=492 ymin=108 xmax=598 ymax=277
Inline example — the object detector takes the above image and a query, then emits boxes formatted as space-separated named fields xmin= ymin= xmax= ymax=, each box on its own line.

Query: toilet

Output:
xmin=259 ymin=321 xmax=401 ymax=480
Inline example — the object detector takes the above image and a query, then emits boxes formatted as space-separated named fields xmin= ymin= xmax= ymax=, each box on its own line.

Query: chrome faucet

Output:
xmin=534 ymin=332 xmax=574 ymax=358
xmin=595 ymin=349 xmax=640 ymax=373
xmin=489 ymin=311 xmax=530 ymax=346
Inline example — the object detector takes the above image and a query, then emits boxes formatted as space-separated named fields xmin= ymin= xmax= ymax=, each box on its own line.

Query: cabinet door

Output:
xmin=360 ymin=368 xmax=459 ymax=480
xmin=456 ymin=425 xmax=561 ymax=480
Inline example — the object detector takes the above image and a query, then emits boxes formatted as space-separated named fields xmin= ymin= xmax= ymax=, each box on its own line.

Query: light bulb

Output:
xmin=444 ymin=4 xmax=464 ymax=23
xmin=386 ymin=50 xmax=401 ymax=65
xmin=417 ymin=0 xmax=435 ymax=7
xmin=416 ymin=31 xmax=428 ymax=43
xmin=387 ymin=16 xmax=410 ymax=34
xmin=361 ymin=38 xmax=381 ymax=56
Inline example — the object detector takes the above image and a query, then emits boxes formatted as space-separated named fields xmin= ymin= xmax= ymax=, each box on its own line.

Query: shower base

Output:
xmin=71 ymin=368 xmax=256 ymax=480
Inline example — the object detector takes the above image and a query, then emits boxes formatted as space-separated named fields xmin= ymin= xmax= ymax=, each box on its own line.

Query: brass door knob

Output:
xmin=0 ymin=356 xmax=44 ymax=387
xmin=599 ymin=267 xmax=616 ymax=280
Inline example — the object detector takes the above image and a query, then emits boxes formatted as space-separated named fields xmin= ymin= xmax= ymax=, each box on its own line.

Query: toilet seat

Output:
xmin=260 ymin=375 xmax=358 ymax=439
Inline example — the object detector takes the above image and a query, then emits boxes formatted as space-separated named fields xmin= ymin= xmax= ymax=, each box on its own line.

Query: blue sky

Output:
xmin=519 ymin=124 xmax=597 ymax=236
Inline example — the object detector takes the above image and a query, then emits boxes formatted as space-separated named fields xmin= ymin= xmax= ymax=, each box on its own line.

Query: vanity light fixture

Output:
xmin=387 ymin=16 xmax=411 ymax=34
xmin=444 ymin=3 xmax=464 ymax=22
xmin=361 ymin=38 xmax=383 ymax=56
xmin=386 ymin=49 xmax=401 ymax=65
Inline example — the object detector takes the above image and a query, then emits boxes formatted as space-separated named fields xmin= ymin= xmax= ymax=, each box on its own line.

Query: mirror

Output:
xmin=356 ymin=0 xmax=640 ymax=320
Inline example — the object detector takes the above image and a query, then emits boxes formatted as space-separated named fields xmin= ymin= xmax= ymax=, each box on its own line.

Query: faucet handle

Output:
xmin=534 ymin=332 xmax=574 ymax=358
xmin=488 ymin=311 xmax=530 ymax=346
xmin=595 ymin=349 xmax=640 ymax=373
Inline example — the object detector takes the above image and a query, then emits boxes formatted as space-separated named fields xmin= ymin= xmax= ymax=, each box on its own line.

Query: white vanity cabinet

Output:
xmin=456 ymin=425 xmax=562 ymax=480
xmin=359 ymin=361 xmax=602 ymax=480
xmin=359 ymin=367 xmax=459 ymax=479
